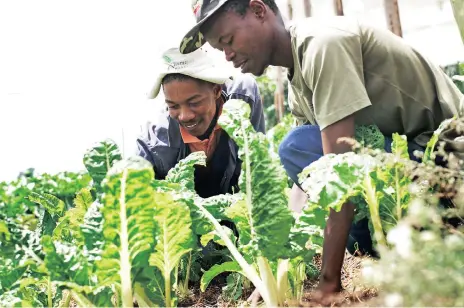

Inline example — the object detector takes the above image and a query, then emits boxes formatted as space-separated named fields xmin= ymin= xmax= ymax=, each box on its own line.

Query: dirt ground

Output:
xmin=179 ymin=253 xmax=380 ymax=307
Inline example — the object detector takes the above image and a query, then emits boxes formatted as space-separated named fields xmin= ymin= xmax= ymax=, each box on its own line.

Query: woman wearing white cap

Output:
xmin=137 ymin=47 xmax=265 ymax=198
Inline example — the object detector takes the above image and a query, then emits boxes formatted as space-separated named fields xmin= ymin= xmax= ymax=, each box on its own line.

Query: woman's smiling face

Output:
xmin=163 ymin=76 xmax=222 ymax=136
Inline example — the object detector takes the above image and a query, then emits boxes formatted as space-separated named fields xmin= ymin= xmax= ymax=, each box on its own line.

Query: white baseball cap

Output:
xmin=147 ymin=47 xmax=233 ymax=99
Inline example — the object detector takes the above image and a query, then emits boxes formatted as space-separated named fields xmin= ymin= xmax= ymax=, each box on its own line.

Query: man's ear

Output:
xmin=249 ymin=0 xmax=266 ymax=20
xmin=214 ymin=84 xmax=222 ymax=99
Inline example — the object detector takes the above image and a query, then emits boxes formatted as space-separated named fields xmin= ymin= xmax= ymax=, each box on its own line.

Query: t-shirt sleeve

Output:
xmin=301 ymin=30 xmax=372 ymax=130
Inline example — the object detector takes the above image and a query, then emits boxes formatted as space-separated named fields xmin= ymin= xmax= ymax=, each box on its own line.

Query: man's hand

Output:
xmin=289 ymin=183 xmax=308 ymax=213
xmin=317 ymin=115 xmax=356 ymax=297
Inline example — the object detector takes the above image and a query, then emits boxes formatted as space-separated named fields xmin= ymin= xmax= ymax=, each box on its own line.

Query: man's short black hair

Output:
xmin=219 ymin=0 xmax=279 ymax=16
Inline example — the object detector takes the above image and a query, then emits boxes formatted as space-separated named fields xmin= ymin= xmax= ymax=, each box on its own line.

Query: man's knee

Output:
xmin=278 ymin=125 xmax=324 ymax=186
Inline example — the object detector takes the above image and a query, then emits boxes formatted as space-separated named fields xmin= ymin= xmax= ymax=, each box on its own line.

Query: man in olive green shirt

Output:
xmin=178 ymin=0 xmax=464 ymax=301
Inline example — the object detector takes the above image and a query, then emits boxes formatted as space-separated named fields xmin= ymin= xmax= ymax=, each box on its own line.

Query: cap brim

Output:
xmin=179 ymin=0 xmax=228 ymax=54
xmin=147 ymin=66 xmax=233 ymax=100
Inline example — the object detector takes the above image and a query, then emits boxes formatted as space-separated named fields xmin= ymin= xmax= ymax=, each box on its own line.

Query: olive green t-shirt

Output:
xmin=287 ymin=16 xmax=463 ymax=146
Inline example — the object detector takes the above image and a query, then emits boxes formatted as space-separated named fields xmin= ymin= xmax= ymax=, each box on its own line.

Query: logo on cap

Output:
xmin=163 ymin=55 xmax=172 ymax=63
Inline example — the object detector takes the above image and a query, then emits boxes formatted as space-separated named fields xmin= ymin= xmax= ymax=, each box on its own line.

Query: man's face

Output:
xmin=203 ymin=7 xmax=273 ymax=76
xmin=163 ymin=79 xmax=221 ymax=137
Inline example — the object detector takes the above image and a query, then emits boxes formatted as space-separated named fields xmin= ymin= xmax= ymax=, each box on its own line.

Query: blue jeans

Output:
xmin=278 ymin=125 xmax=424 ymax=257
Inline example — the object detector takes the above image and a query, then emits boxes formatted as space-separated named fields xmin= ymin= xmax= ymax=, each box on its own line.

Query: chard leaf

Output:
xmin=300 ymin=153 xmax=376 ymax=210
xmin=155 ymin=152 xmax=234 ymax=235
xmin=224 ymin=200 xmax=252 ymax=251
xmin=200 ymin=225 xmax=236 ymax=247
xmin=149 ymin=192 xmax=195 ymax=307
xmin=222 ymin=272 xmax=243 ymax=301
xmin=200 ymin=261 xmax=243 ymax=292
xmin=288 ymin=204 xmax=325 ymax=260
xmin=83 ymin=139 xmax=122 ymax=192
xmin=391 ymin=133 xmax=409 ymax=159
xmin=41 ymin=236 xmax=93 ymax=286
xmin=423 ymin=117 xmax=454 ymax=163
xmin=0 ymin=257 xmax=28 ymax=293
xmin=165 ymin=151 xmax=206 ymax=191
xmin=52 ymin=188 xmax=94 ymax=246
xmin=28 ymin=192 xmax=65 ymax=219
xmin=218 ymin=99 xmax=294 ymax=260
xmin=97 ymin=156 xmax=158 ymax=307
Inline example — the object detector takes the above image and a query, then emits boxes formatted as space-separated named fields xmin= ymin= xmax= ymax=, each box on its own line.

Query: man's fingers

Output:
xmin=246 ymin=288 xmax=261 ymax=307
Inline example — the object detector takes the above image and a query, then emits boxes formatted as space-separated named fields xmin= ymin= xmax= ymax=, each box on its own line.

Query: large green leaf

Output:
xmin=83 ymin=139 xmax=122 ymax=192
xmin=200 ymin=261 xmax=242 ymax=292
xmin=218 ymin=99 xmax=294 ymax=260
xmin=41 ymin=236 xmax=93 ymax=286
xmin=287 ymin=204 xmax=325 ymax=261
xmin=80 ymin=201 xmax=105 ymax=257
xmin=97 ymin=156 xmax=158 ymax=307
xmin=149 ymin=192 xmax=195 ymax=307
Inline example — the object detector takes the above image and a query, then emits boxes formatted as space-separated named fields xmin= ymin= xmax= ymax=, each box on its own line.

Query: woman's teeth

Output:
xmin=186 ymin=123 xmax=197 ymax=129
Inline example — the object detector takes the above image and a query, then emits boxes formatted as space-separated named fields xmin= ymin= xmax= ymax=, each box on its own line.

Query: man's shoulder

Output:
xmin=290 ymin=16 xmax=361 ymax=51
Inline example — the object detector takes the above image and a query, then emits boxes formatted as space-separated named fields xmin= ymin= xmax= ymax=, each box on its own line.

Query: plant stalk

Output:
xmin=47 ymin=277 xmax=53 ymax=308
xmin=276 ymin=259 xmax=289 ymax=305
xmin=257 ymin=257 xmax=279 ymax=306
xmin=196 ymin=202 xmax=277 ymax=306
xmin=69 ymin=291 xmax=95 ymax=308
xmin=119 ymin=169 xmax=134 ymax=308
xmin=61 ymin=289 xmax=71 ymax=308
xmin=363 ymin=173 xmax=387 ymax=249
xmin=165 ymin=270 xmax=171 ymax=307
xmin=183 ymin=252 xmax=192 ymax=293
xmin=394 ymin=166 xmax=402 ymax=221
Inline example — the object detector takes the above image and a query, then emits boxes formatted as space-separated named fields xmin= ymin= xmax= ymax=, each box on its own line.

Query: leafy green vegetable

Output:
xmin=83 ymin=139 xmax=122 ymax=193
xmin=149 ymin=192 xmax=195 ymax=307
xmin=98 ymin=156 xmax=158 ymax=307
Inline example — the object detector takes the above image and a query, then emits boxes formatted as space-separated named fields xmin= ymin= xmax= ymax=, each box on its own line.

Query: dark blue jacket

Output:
xmin=136 ymin=74 xmax=265 ymax=195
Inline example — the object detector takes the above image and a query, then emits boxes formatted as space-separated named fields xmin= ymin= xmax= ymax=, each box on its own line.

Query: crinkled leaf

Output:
xmin=28 ymin=192 xmax=65 ymax=219
xmin=219 ymin=99 xmax=294 ymax=260
xmin=41 ymin=236 xmax=93 ymax=286
xmin=224 ymin=200 xmax=252 ymax=252
xmin=97 ymin=156 xmax=158 ymax=307
xmin=165 ymin=151 xmax=206 ymax=192
xmin=222 ymin=272 xmax=243 ymax=301
xmin=80 ymin=201 xmax=104 ymax=256
xmin=52 ymin=188 xmax=94 ymax=246
xmin=83 ymin=139 xmax=122 ymax=192
xmin=149 ymin=192 xmax=195 ymax=307
xmin=287 ymin=204 xmax=325 ymax=261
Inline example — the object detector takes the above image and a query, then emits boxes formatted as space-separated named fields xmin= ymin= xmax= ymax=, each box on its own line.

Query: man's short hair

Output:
xmin=218 ymin=0 xmax=279 ymax=16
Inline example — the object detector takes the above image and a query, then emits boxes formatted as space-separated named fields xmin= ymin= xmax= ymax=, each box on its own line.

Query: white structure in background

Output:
xmin=277 ymin=0 xmax=463 ymax=66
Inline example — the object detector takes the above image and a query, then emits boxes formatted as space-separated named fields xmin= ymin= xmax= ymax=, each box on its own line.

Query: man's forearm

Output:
xmin=318 ymin=201 xmax=355 ymax=292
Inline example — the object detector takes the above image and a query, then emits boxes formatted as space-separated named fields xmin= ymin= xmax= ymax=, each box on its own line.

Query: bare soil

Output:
xmin=178 ymin=253 xmax=380 ymax=307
